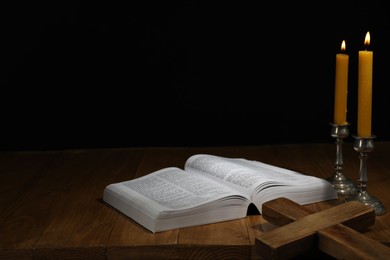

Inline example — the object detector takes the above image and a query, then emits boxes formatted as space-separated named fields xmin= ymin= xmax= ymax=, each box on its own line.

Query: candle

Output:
xmin=357 ymin=31 xmax=373 ymax=137
xmin=334 ymin=40 xmax=349 ymax=125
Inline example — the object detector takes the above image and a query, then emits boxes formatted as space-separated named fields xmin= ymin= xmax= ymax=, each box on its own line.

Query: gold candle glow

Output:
xmin=357 ymin=31 xmax=373 ymax=137
xmin=334 ymin=40 xmax=349 ymax=125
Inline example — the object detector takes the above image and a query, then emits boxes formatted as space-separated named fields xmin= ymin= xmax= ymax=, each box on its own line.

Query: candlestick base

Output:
xmin=327 ymin=173 xmax=357 ymax=197
xmin=345 ymin=135 xmax=387 ymax=216
xmin=327 ymin=123 xmax=357 ymax=197
xmin=346 ymin=189 xmax=387 ymax=216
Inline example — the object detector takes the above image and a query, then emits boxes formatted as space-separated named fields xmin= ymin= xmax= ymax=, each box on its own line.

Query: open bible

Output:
xmin=102 ymin=154 xmax=338 ymax=233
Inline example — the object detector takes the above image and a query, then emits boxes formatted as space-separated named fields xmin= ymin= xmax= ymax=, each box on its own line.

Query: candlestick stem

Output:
xmin=327 ymin=123 xmax=357 ymax=197
xmin=346 ymin=136 xmax=386 ymax=215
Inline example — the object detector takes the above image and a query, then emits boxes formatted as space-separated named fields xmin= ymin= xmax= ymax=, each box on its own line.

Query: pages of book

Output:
xmin=103 ymin=154 xmax=338 ymax=233
xmin=103 ymin=167 xmax=250 ymax=232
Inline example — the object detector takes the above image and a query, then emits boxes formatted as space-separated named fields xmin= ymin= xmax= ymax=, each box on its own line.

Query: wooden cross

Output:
xmin=255 ymin=197 xmax=390 ymax=259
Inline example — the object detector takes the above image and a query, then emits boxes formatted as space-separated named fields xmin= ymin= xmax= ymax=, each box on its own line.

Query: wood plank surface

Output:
xmin=0 ymin=142 xmax=389 ymax=259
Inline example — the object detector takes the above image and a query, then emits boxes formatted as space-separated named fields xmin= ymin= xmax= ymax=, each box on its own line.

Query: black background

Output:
xmin=3 ymin=1 xmax=390 ymax=151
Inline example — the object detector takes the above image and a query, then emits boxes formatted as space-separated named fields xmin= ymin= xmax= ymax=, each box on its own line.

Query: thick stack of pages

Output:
xmin=103 ymin=154 xmax=338 ymax=233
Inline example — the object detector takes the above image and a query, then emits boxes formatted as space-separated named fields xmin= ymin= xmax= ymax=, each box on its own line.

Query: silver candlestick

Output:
xmin=327 ymin=123 xmax=357 ymax=197
xmin=346 ymin=135 xmax=387 ymax=215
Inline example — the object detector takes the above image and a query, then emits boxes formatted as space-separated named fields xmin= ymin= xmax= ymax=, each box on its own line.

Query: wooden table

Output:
xmin=1 ymin=142 xmax=390 ymax=259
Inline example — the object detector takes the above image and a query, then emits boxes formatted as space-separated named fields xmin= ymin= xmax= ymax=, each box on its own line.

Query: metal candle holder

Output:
xmin=327 ymin=123 xmax=357 ymax=197
xmin=345 ymin=135 xmax=387 ymax=215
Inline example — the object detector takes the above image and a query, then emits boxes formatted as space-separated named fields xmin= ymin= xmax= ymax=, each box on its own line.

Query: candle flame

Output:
xmin=364 ymin=31 xmax=371 ymax=47
xmin=341 ymin=40 xmax=346 ymax=51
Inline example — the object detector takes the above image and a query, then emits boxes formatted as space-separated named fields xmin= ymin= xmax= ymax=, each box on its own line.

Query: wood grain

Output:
xmin=258 ymin=197 xmax=390 ymax=259
xmin=255 ymin=200 xmax=376 ymax=259
xmin=0 ymin=142 xmax=389 ymax=259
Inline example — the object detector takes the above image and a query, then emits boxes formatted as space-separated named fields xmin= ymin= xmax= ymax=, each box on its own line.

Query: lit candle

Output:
xmin=334 ymin=40 xmax=349 ymax=125
xmin=357 ymin=31 xmax=373 ymax=137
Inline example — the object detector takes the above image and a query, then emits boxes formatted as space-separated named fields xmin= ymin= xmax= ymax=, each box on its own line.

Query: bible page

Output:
xmin=184 ymin=154 xmax=322 ymax=197
xmin=105 ymin=167 xmax=249 ymax=216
